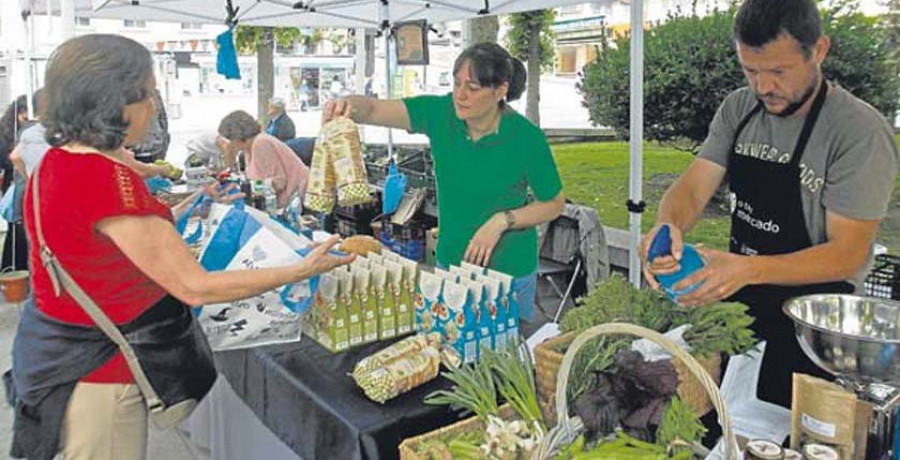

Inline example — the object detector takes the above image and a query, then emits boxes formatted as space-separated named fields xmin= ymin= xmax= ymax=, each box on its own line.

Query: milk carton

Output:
xmin=478 ymin=275 xmax=507 ymax=351
xmin=442 ymin=280 xmax=478 ymax=364
xmin=371 ymin=264 xmax=395 ymax=339
xmin=449 ymin=265 xmax=474 ymax=282
xmin=312 ymin=274 xmax=350 ymax=352
xmin=353 ymin=267 xmax=379 ymax=344
xmin=385 ymin=260 xmax=413 ymax=335
xmin=486 ymin=269 xmax=519 ymax=344
xmin=341 ymin=270 xmax=364 ymax=347
xmin=433 ymin=267 xmax=457 ymax=284
xmin=368 ymin=252 xmax=385 ymax=266
xmin=416 ymin=271 xmax=444 ymax=335
xmin=461 ymin=262 xmax=486 ymax=278
xmin=398 ymin=259 xmax=418 ymax=334
xmin=466 ymin=280 xmax=494 ymax=357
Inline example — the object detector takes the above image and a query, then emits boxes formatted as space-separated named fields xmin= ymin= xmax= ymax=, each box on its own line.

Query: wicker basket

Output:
xmin=531 ymin=323 xmax=738 ymax=460
xmin=534 ymin=330 xmax=721 ymax=424
xmin=399 ymin=404 xmax=516 ymax=460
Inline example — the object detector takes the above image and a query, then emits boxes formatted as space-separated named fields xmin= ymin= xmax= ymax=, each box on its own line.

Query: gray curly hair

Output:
xmin=218 ymin=110 xmax=261 ymax=142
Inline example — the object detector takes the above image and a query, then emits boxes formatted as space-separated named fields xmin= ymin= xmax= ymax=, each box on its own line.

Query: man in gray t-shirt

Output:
xmin=641 ymin=0 xmax=898 ymax=408
xmin=700 ymin=85 xmax=897 ymax=289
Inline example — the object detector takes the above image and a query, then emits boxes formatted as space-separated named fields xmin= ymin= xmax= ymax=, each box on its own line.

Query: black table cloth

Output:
xmin=215 ymin=337 xmax=460 ymax=460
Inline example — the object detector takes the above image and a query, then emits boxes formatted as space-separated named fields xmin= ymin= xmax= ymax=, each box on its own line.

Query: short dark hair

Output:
xmin=0 ymin=95 xmax=27 ymax=147
xmin=218 ymin=110 xmax=261 ymax=142
xmin=452 ymin=43 xmax=527 ymax=103
xmin=734 ymin=0 xmax=822 ymax=56
xmin=43 ymin=34 xmax=154 ymax=151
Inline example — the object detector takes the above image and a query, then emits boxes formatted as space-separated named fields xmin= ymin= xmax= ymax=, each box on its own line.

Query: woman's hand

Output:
xmin=204 ymin=182 xmax=244 ymax=205
xmin=301 ymin=235 xmax=356 ymax=277
xmin=322 ymin=99 xmax=352 ymax=125
xmin=464 ymin=214 xmax=508 ymax=267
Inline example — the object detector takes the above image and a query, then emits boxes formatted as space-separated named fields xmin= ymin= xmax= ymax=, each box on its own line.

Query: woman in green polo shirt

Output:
xmin=322 ymin=43 xmax=565 ymax=323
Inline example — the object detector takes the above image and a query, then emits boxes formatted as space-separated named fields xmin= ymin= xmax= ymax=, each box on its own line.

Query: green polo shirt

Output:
xmin=403 ymin=93 xmax=563 ymax=277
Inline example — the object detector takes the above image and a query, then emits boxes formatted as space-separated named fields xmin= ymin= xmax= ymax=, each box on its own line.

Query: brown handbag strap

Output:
xmin=30 ymin=156 xmax=166 ymax=413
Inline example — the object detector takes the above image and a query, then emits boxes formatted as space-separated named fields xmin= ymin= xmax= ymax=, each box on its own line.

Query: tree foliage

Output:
xmin=234 ymin=26 xmax=305 ymax=53
xmin=505 ymin=10 xmax=556 ymax=70
xmin=579 ymin=2 xmax=900 ymax=151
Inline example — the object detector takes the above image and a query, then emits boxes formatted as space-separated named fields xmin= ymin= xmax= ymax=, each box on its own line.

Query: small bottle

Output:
xmin=263 ymin=178 xmax=277 ymax=215
xmin=745 ymin=439 xmax=784 ymax=460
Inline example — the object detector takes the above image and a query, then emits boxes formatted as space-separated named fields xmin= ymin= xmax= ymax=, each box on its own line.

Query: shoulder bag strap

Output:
xmin=31 ymin=158 xmax=166 ymax=413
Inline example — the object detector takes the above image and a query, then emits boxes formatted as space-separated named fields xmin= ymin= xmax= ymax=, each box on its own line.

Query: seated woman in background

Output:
xmin=219 ymin=110 xmax=310 ymax=210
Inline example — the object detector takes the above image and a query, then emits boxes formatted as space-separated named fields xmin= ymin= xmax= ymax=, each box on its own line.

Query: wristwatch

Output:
xmin=503 ymin=210 xmax=516 ymax=230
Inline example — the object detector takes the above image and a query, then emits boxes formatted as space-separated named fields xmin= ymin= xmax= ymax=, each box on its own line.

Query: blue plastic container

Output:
xmin=647 ymin=224 xmax=705 ymax=300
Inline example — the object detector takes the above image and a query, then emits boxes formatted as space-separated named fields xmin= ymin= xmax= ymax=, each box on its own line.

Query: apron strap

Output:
xmin=789 ymin=78 xmax=829 ymax=168
xmin=731 ymin=101 xmax=764 ymax=149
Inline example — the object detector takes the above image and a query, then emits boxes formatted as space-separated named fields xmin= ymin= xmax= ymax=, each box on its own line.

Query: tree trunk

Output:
xmin=257 ymin=27 xmax=275 ymax=125
xmin=464 ymin=16 xmax=499 ymax=46
xmin=525 ymin=21 xmax=541 ymax=126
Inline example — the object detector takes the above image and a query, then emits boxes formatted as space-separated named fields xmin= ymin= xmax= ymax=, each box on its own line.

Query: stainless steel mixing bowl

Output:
xmin=783 ymin=294 xmax=900 ymax=384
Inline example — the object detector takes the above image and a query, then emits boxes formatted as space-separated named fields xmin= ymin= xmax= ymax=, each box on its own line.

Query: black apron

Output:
xmin=727 ymin=80 xmax=854 ymax=408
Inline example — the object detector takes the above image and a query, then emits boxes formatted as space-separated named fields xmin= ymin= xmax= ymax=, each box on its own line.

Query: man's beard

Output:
xmin=759 ymin=77 xmax=819 ymax=118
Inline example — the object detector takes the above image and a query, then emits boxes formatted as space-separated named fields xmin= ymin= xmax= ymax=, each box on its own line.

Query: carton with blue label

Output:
xmin=461 ymin=262 xmax=486 ymax=279
xmin=486 ymin=269 xmax=519 ymax=343
xmin=442 ymin=280 xmax=479 ymax=364
xmin=415 ymin=271 xmax=443 ymax=335
xmin=479 ymin=275 xmax=507 ymax=351
xmin=465 ymin=279 xmax=495 ymax=357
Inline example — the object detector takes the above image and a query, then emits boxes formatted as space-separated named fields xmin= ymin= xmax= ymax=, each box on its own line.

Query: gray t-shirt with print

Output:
xmin=699 ymin=85 xmax=899 ymax=290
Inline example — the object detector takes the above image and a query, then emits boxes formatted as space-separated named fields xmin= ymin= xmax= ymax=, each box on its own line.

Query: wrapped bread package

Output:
xmin=352 ymin=333 xmax=442 ymax=404
xmin=304 ymin=131 xmax=337 ymax=213
xmin=304 ymin=117 xmax=372 ymax=212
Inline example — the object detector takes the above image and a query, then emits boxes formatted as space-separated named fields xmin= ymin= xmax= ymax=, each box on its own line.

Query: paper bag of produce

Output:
xmin=791 ymin=373 xmax=857 ymax=459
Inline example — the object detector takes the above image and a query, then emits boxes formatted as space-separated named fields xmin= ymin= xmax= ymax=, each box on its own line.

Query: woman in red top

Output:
xmin=12 ymin=34 xmax=353 ymax=460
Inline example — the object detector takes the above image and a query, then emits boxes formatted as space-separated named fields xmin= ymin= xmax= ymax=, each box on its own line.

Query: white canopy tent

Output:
xmin=23 ymin=0 xmax=648 ymax=287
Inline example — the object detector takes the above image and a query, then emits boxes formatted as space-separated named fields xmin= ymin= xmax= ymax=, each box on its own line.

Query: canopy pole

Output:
xmin=628 ymin=0 xmax=645 ymax=288
xmin=381 ymin=1 xmax=393 ymax=160
xmin=61 ymin=0 xmax=75 ymax=40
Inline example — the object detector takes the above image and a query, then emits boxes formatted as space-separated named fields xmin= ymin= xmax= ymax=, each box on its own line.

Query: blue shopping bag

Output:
xmin=382 ymin=161 xmax=407 ymax=215
xmin=179 ymin=201 xmax=320 ymax=350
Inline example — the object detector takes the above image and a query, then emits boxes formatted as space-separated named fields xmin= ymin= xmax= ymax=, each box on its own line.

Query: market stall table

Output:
xmin=195 ymin=336 xmax=459 ymax=460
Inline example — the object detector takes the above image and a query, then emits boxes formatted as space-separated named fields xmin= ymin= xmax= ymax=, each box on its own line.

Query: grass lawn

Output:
xmin=552 ymin=135 xmax=900 ymax=252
